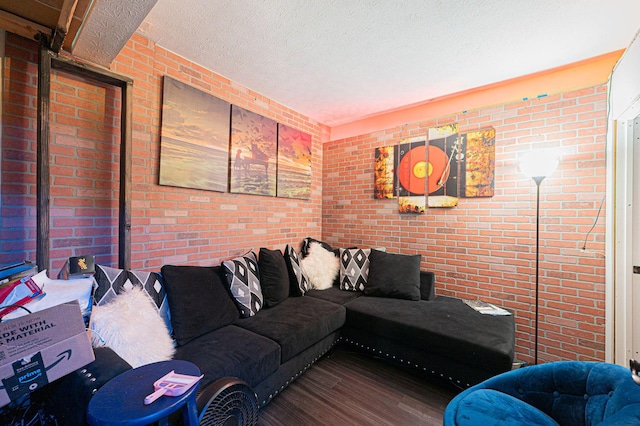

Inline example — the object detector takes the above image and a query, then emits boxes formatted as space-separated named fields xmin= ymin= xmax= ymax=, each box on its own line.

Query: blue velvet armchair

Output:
xmin=444 ymin=361 xmax=640 ymax=425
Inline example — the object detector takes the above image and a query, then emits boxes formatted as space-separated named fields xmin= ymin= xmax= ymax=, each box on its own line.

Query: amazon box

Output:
xmin=0 ymin=301 xmax=94 ymax=406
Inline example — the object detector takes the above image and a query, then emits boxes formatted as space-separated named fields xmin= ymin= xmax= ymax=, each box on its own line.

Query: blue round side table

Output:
xmin=87 ymin=360 xmax=201 ymax=426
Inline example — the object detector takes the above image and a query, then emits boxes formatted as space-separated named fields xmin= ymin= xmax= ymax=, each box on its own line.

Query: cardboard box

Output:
xmin=0 ymin=300 xmax=95 ymax=406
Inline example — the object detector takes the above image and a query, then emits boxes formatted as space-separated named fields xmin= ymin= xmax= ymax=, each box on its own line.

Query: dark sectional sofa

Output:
xmin=47 ymin=244 xmax=516 ymax=424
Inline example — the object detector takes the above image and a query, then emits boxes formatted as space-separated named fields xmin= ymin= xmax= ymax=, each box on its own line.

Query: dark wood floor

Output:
xmin=257 ymin=348 xmax=460 ymax=426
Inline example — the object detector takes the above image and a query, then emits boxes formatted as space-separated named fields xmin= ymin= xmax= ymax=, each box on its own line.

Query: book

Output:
xmin=0 ymin=261 xmax=38 ymax=284
xmin=463 ymin=299 xmax=511 ymax=316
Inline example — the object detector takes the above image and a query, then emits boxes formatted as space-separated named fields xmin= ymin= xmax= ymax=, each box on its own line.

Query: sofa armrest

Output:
xmin=45 ymin=347 xmax=132 ymax=425
xmin=420 ymin=271 xmax=436 ymax=300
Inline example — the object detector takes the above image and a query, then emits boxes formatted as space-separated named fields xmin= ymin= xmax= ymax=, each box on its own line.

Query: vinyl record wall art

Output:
xmin=373 ymin=124 xmax=495 ymax=212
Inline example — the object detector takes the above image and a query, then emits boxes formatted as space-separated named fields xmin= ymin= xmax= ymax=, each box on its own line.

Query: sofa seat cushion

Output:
xmin=344 ymin=295 xmax=515 ymax=375
xmin=235 ymin=296 xmax=346 ymax=363
xmin=306 ymin=287 xmax=362 ymax=305
xmin=173 ymin=325 xmax=280 ymax=388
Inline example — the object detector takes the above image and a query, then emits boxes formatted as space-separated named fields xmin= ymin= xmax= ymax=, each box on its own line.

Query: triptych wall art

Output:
xmin=159 ymin=77 xmax=312 ymax=199
xmin=374 ymin=124 xmax=495 ymax=214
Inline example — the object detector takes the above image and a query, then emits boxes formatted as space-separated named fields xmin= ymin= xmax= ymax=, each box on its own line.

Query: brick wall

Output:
xmin=1 ymin=30 xmax=607 ymax=365
xmin=323 ymin=89 xmax=607 ymax=364
xmin=1 ymin=32 xmax=328 ymax=272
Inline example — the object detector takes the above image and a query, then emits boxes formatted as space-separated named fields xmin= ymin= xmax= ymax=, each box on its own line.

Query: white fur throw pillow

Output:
xmin=301 ymin=242 xmax=340 ymax=290
xmin=89 ymin=286 xmax=175 ymax=368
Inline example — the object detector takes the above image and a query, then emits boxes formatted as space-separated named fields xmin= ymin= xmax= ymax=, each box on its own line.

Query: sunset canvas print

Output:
xmin=159 ymin=77 xmax=231 ymax=192
xmin=230 ymin=105 xmax=278 ymax=196
xmin=277 ymin=124 xmax=312 ymax=199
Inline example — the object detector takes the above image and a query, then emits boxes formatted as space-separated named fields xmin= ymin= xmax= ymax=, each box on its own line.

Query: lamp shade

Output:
xmin=519 ymin=150 xmax=560 ymax=179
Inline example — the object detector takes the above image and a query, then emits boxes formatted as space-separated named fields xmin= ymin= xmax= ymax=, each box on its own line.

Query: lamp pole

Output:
xmin=532 ymin=175 xmax=545 ymax=365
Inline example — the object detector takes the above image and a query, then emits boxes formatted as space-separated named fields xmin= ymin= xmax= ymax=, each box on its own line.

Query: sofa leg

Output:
xmin=196 ymin=377 xmax=258 ymax=426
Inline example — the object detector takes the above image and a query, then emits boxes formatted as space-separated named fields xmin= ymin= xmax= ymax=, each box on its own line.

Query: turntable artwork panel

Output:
xmin=372 ymin=124 xmax=495 ymax=213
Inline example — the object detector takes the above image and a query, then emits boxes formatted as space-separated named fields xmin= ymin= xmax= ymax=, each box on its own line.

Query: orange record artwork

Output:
xmin=397 ymin=145 xmax=450 ymax=195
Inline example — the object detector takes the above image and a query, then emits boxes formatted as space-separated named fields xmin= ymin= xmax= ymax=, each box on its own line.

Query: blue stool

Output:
xmin=87 ymin=360 xmax=201 ymax=426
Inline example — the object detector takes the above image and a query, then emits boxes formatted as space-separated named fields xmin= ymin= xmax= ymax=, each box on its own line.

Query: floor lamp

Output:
xmin=520 ymin=150 xmax=559 ymax=365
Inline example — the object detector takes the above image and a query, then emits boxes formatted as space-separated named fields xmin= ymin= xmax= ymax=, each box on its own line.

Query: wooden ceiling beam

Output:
xmin=0 ymin=9 xmax=51 ymax=42
xmin=51 ymin=0 xmax=79 ymax=52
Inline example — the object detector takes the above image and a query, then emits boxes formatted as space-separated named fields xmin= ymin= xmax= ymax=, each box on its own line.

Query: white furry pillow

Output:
xmin=89 ymin=286 xmax=175 ymax=368
xmin=301 ymin=241 xmax=340 ymax=290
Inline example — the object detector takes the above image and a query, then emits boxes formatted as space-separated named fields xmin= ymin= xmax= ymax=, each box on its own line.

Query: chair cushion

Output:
xmin=235 ymin=296 xmax=346 ymax=362
xmin=452 ymin=389 xmax=559 ymax=426
xmin=174 ymin=325 xmax=280 ymax=388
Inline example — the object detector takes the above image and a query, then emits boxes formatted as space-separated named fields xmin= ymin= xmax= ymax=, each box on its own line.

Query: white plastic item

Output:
xmin=143 ymin=370 xmax=204 ymax=405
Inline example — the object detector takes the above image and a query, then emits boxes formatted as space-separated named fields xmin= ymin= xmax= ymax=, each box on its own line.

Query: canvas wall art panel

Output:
xmin=396 ymin=137 xmax=427 ymax=214
xmin=427 ymin=124 xmax=459 ymax=208
xmin=459 ymin=128 xmax=496 ymax=197
xmin=159 ymin=77 xmax=231 ymax=192
xmin=374 ymin=146 xmax=395 ymax=199
xmin=276 ymin=124 xmax=312 ymax=199
xmin=230 ymin=105 xmax=277 ymax=196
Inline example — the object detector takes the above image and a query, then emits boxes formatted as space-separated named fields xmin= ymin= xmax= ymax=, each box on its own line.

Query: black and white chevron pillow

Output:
xmin=223 ymin=251 xmax=263 ymax=317
xmin=339 ymin=248 xmax=371 ymax=291
xmin=284 ymin=244 xmax=310 ymax=296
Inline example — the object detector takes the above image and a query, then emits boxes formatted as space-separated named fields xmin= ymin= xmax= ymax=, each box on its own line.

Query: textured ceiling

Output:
xmin=139 ymin=1 xmax=639 ymax=126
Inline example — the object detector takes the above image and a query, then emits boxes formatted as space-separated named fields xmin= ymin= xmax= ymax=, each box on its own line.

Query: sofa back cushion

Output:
xmin=365 ymin=249 xmax=421 ymax=300
xmin=420 ymin=271 xmax=436 ymax=301
xmin=161 ymin=265 xmax=239 ymax=346
xmin=258 ymin=248 xmax=290 ymax=308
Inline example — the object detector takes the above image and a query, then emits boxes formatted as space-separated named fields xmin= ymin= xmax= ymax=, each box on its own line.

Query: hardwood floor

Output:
xmin=257 ymin=348 xmax=460 ymax=426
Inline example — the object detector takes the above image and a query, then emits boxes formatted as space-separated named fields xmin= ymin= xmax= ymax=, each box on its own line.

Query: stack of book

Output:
xmin=0 ymin=261 xmax=38 ymax=285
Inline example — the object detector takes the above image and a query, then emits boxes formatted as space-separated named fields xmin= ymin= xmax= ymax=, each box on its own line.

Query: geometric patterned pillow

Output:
xmin=284 ymin=244 xmax=310 ymax=297
xmin=339 ymin=248 xmax=371 ymax=291
xmin=222 ymin=251 xmax=263 ymax=318
xmin=93 ymin=264 xmax=172 ymax=335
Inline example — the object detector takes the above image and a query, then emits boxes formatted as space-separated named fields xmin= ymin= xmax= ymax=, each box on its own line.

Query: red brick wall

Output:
xmin=323 ymin=89 xmax=607 ymax=364
xmin=1 ymin=31 xmax=606 ymax=365
xmin=1 ymin=33 xmax=328 ymax=272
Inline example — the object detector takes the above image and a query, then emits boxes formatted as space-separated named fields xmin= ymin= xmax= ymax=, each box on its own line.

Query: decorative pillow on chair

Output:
xmin=93 ymin=265 xmax=172 ymax=335
xmin=222 ymin=251 xmax=263 ymax=317
xmin=89 ymin=286 xmax=175 ymax=368
xmin=259 ymin=248 xmax=290 ymax=308
xmin=161 ymin=265 xmax=239 ymax=346
xmin=339 ymin=248 xmax=372 ymax=291
xmin=284 ymin=244 xmax=310 ymax=296
xmin=300 ymin=242 xmax=340 ymax=290
xmin=365 ymin=249 xmax=421 ymax=300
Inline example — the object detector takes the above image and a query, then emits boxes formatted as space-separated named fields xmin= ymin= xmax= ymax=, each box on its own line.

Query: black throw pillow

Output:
xmin=365 ymin=249 xmax=421 ymax=301
xmin=259 ymin=248 xmax=290 ymax=308
xmin=161 ymin=265 xmax=239 ymax=346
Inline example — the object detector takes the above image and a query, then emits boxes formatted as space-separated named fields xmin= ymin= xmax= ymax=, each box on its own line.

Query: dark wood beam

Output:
xmin=36 ymin=41 xmax=52 ymax=273
xmin=51 ymin=55 xmax=133 ymax=270
xmin=51 ymin=0 xmax=78 ymax=53
xmin=0 ymin=9 xmax=51 ymax=43
xmin=36 ymin=51 xmax=133 ymax=271
xmin=120 ymin=81 xmax=133 ymax=270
